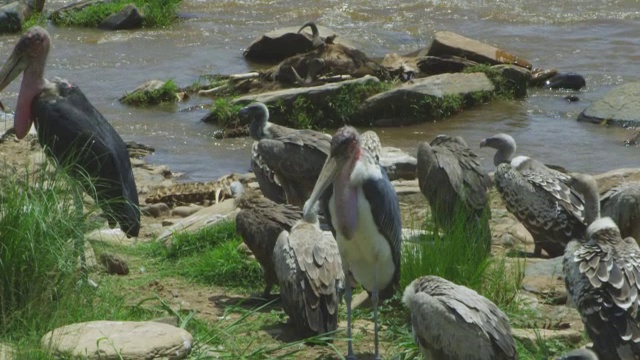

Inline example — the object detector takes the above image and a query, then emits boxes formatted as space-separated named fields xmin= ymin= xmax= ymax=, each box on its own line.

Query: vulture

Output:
xmin=601 ymin=181 xmax=640 ymax=242
xmin=273 ymin=204 xmax=343 ymax=338
xmin=417 ymin=134 xmax=492 ymax=251
xmin=480 ymin=133 xmax=584 ymax=257
xmin=402 ymin=275 xmax=517 ymax=360
xmin=563 ymin=173 xmax=640 ymax=360
xmin=231 ymin=182 xmax=301 ymax=298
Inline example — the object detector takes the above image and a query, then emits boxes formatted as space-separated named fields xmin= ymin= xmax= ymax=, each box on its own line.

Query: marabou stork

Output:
xmin=304 ymin=126 xmax=402 ymax=360
xmin=0 ymin=26 xmax=140 ymax=237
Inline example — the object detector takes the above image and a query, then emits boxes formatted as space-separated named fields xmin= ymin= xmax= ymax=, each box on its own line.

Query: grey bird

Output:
xmin=601 ymin=181 xmax=640 ymax=242
xmin=563 ymin=173 xmax=640 ymax=360
xmin=304 ymin=126 xmax=402 ymax=360
xmin=0 ymin=27 xmax=140 ymax=237
xmin=557 ymin=348 xmax=599 ymax=360
xmin=480 ymin=133 xmax=585 ymax=258
xmin=273 ymin=204 xmax=344 ymax=338
xmin=231 ymin=182 xmax=301 ymax=299
xmin=402 ymin=275 xmax=517 ymax=360
xmin=418 ymin=134 xmax=492 ymax=252
xmin=239 ymin=102 xmax=331 ymax=208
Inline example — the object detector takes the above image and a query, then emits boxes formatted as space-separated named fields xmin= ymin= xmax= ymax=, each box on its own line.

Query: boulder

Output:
xmin=427 ymin=31 xmax=532 ymax=70
xmin=0 ymin=2 xmax=22 ymax=33
xmin=231 ymin=75 xmax=380 ymax=124
xmin=492 ymin=64 xmax=531 ymax=98
xmin=522 ymin=256 xmax=567 ymax=304
xmin=578 ymin=82 xmax=640 ymax=127
xmin=243 ymin=24 xmax=354 ymax=63
xmin=41 ymin=321 xmax=193 ymax=359
xmin=379 ymin=146 xmax=416 ymax=181
xmin=98 ymin=4 xmax=143 ymax=30
xmin=625 ymin=130 xmax=640 ymax=146
xmin=99 ymin=253 xmax=129 ymax=275
xmin=356 ymin=72 xmax=495 ymax=126
xmin=594 ymin=168 xmax=640 ymax=194
xmin=0 ymin=343 xmax=14 ymax=360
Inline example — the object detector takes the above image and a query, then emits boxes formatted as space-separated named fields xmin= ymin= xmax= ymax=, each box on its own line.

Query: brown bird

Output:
xmin=231 ymin=182 xmax=301 ymax=298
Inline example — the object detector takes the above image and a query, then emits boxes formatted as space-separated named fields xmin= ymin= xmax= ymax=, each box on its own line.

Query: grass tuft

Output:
xmin=159 ymin=221 xmax=263 ymax=291
xmin=208 ymin=98 xmax=244 ymax=127
xmin=51 ymin=0 xmax=181 ymax=28
xmin=22 ymin=12 xmax=48 ymax=30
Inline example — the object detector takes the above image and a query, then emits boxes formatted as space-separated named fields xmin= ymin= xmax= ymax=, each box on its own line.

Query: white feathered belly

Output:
xmin=329 ymin=189 xmax=395 ymax=292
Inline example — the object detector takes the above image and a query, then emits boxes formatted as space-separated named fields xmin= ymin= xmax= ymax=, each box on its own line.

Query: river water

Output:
xmin=0 ymin=0 xmax=639 ymax=181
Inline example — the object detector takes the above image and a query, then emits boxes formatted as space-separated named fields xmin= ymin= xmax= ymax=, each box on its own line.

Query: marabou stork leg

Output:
xmin=345 ymin=267 xmax=356 ymax=360
xmin=372 ymin=261 xmax=380 ymax=360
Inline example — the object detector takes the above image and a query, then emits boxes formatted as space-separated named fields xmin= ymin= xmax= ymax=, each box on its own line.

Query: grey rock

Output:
xmin=142 ymin=202 xmax=171 ymax=218
xmin=99 ymin=253 xmax=129 ymax=275
xmin=427 ymin=31 xmax=532 ymax=70
xmin=0 ymin=2 xmax=22 ymax=33
xmin=99 ymin=4 xmax=143 ymax=30
xmin=522 ymin=257 xmax=567 ymax=304
xmin=231 ymin=75 xmax=380 ymax=124
xmin=379 ymin=146 xmax=416 ymax=181
xmin=156 ymin=199 xmax=236 ymax=244
xmin=416 ymin=55 xmax=479 ymax=76
xmin=41 ymin=321 xmax=193 ymax=359
xmin=171 ymin=205 xmax=203 ymax=218
xmin=512 ymin=328 xmax=582 ymax=349
xmin=85 ymin=228 xmax=136 ymax=246
xmin=578 ymin=82 xmax=640 ymax=127
xmin=492 ymin=64 xmax=531 ymax=98
xmin=357 ymin=72 xmax=494 ymax=126
xmin=544 ymin=73 xmax=586 ymax=91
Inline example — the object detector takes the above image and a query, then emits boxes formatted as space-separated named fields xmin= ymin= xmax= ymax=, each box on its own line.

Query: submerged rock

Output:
xmin=578 ymin=82 xmax=640 ymax=127
xmin=543 ymin=72 xmax=586 ymax=90
xmin=99 ymin=3 xmax=143 ymax=30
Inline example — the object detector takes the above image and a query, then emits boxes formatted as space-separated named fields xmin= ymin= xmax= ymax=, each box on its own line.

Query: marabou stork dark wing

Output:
xmin=362 ymin=166 xmax=402 ymax=299
xmin=34 ymin=80 xmax=140 ymax=237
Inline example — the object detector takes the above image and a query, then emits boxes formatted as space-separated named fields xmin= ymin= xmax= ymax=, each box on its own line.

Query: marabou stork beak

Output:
xmin=303 ymin=153 xmax=344 ymax=218
xmin=0 ymin=49 xmax=26 ymax=93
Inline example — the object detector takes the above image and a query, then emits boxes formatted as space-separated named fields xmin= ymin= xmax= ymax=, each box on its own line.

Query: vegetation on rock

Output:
xmin=120 ymin=80 xmax=179 ymax=106
xmin=51 ymin=0 xmax=181 ymax=28
xmin=21 ymin=12 xmax=47 ymax=30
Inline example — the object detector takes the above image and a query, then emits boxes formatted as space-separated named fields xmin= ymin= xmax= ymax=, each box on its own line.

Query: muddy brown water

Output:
xmin=0 ymin=0 xmax=638 ymax=181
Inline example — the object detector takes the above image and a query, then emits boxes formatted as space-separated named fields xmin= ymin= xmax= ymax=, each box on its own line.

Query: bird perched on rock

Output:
xmin=418 ymin=134 xmax=492 ymax=252
xmin=402 ymin=275 xmax=517 ymax=360
xmin=601 ymin=181 xmax=640 ymax=242
xmin=0 ymin=26 xmax=140 ymax=237
xmin=480 ymin=133 xmax=584 ymax=257
xmin=231 ymin=182 xmax=301 ymax=299
xmin=273 ymin=204 xmax=343 ymax=338
xmin=563 ymin=173 xmax=640 ymax=360
xmin=304 ymin=126 xmax=402 ymax=360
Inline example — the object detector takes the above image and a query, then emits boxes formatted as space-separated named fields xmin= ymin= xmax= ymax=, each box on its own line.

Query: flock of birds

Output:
xmin=2 ymin=26 xmax=640 ymax=359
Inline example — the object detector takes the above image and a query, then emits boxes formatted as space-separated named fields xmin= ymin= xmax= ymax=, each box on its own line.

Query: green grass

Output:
xmin=22 ymin=12 xmax=48 ymax=30
xmin=153 ymin=221 xmax=263 ymax=291
xmin=120 ymin=79 xmax=179 ymax=106
xmin=463 ymin=64 xmax=520 ymax=99
xmin=51 ymin=0 xmax=181 ymax=28
xmin=208 ymin=98 xmax=244 ymax=127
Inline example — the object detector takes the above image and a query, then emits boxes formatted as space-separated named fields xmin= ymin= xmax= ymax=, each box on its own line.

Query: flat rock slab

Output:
xmin=357 ymin=72 xmax=494 ymax=124
xmin=578 ymin=82 xmax=640 ymax=127
xmin=594 ymin=168 xmax=640 ymax=194
xmin=41 ymin=321 xmax=193 ymax=359
xmin=511 ymin=328 xmax=582 ymax=348
xmin=86 ymin=228 xmax=135 ymax=246
xmin=428 ymin=31 xmax=532 ymax=70
xmin=156 ymin=198 xmax=236 ymax=243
